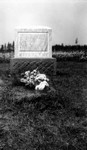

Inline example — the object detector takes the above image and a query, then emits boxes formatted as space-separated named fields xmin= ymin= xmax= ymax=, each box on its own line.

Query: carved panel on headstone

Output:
xmin=15 ymin=28 xmax=52 ymax=58
xmin=19 ymin=33 xmax=48 ymax=52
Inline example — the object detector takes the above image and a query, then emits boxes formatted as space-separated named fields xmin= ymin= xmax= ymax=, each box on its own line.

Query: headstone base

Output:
xmin=10 ymin=58 xmax=56 ymax=76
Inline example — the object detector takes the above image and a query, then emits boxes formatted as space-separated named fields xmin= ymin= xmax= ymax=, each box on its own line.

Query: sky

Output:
xmin=0 ymin=0 xmax=87 ymax=45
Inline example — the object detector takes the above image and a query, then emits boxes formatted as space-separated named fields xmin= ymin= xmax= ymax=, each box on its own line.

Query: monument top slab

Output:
xmin=15 ymin=26 xmax=52 ymax=58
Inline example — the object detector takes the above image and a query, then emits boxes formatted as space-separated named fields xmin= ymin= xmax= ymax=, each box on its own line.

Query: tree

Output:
xmin=75 ymin=38 xmax=78 ymax=45
xmin=12 ymin=41 xmax=14 ymax=51
xmin=0 ymin=45 xmax=4 ymax=52
xmin=7 ymin=42 xmax=11 ymax=52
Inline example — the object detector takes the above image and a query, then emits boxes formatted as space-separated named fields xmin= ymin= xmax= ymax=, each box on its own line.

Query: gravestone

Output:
xmin=10 ymin=27 xmax=56 ymax=76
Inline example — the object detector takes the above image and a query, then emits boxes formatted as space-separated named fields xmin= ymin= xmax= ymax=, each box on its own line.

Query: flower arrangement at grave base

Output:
xmin=19 ymin=68 xmax=50 ymax=91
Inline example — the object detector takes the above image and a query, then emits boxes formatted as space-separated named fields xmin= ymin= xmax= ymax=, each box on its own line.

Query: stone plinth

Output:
xmin=10 ymin=58 xmax=56 ymax=76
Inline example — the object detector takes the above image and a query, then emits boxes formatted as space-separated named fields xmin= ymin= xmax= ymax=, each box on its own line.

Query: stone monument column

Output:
xmin=10 ymin=27 xmax=56 ymax=76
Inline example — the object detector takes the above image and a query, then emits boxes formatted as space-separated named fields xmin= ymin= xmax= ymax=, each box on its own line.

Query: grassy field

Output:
xmin=0 ymin=61 xmax=87 ymax=150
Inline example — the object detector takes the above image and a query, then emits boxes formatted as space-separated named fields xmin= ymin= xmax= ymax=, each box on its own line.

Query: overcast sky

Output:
xmin=0 ymin=0 xmax=87 ymax=45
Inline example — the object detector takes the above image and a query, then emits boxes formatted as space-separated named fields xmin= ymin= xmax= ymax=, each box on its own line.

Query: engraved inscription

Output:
xmin=19 ymin=33 xmax=48 ymax=51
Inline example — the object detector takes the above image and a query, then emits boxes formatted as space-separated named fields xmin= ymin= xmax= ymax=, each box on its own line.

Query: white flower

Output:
xmin=31 ymin=69 xmax=37 ymax=75
xmin=35 ymin=74 xmax=49 ymax=82
xmin=35 ymin=81 xmax=49 ymax=90
xmin=25 ymin=71 xmax=30 ymax=77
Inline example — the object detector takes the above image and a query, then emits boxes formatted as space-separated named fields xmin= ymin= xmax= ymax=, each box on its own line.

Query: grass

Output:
xmin=0 ymin=61 xmax=87 ymax=149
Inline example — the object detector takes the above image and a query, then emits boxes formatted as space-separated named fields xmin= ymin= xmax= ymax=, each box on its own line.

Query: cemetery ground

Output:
xmin=0 ymin=61 xmax=87 ymax=150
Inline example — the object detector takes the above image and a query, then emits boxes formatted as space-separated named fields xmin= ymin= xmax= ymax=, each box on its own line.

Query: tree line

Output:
xmin=0 ymin=42 xmax=87 ymax=55
xmin=52 ymin=44 xmax=87 ymax=53
xmin=0 ymin=41 xmax=14 ymax=52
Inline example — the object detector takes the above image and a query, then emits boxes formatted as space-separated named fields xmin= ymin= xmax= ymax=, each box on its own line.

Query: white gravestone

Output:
xmin=15 ymin=27 xmax=52 ymax=58
xmin=11 ymin=27 xmax=56 ymax=76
